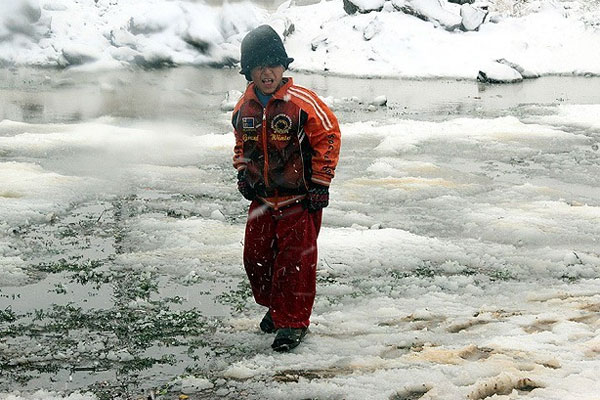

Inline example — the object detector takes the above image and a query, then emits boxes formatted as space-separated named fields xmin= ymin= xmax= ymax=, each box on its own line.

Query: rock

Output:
xmin=220 ymin=90 xmax=242 ymax=111
xmin=448 ymin=0 xmax=474 ymax=4
xmin=343 ymin=0 xmax=385 ymax=15
xmin=109 ymin=28 xmax=138 ymax=48
xmin=460 ymin=4 xmax=487 ymax=31
xmin=391 ymin=0 xmax=462 ymax=31
xmin=109 ymin=46 xmax=140 ymax=63
xmin=311 ymin=34 xmax=328 ymax=51
xmin=487 ymin=13 xmax=503 ymax=23
xmin=183 ymin=35 xmax=211 ymax=54
xmin=472 ymin=0 xmax=491 ymax=10
xmin=45 ymin=213 xmax=57 ymax=223
xmin=133 ymin=49 xmax=175 ymax=68
xmin=383 ymin=1 xmax=395 ymax=12
xmin=363 ymin=17 xmax=381 ymax=41
xmin=496 ymin=58 xmax=540 ymax=79
xmin=343 ymin=0 xmax=359 ymax=15
xmin=370 ymin=95 xmax=387 ymax=106
xmin=477 ymin=61 xmax=523 ymax=84
xmin=270 ymin=17 xmax=295 ymax=38
xmin=61 ymin=44 xmax=100 ymax=66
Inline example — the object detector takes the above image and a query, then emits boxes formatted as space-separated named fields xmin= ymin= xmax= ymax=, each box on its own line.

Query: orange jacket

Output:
xmin=232 ymin=78 xmax=341 ymax=208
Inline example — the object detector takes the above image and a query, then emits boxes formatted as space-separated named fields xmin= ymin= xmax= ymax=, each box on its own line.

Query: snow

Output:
xmin=1 ymin=0 xmax=600 ymax=79
xmin=460 ymin=3 xmax=488 ymax=31
xmin=1 ymin=0 xmax=267 ymax=68
xmin=392 ymin=0 xmax=463 ymax=28
xmin=478 ymin=60 xmax=524 ymax=83
xmin=1 ymin=74 xmax=599 ymax=397
xmin=178 ymin=376 xmax=215 ymax=393
xmin=0 ymin=392 xmax=95 ymax=400
xmin=282 ymin=0 xmax=600 ymax=78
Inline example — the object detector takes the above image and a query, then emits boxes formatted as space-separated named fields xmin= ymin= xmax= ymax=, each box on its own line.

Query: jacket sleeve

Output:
xmin=232 ymin=109 xmax=246 ymax=172
xmin=301 ymin=91 xmax=341 ymax=186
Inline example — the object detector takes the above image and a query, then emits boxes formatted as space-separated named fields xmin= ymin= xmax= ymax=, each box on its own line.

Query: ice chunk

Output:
xmin=210 ymin=209 xmax=226 ymax=221
xmin=179 ymin=376 xmax=214 ymax=394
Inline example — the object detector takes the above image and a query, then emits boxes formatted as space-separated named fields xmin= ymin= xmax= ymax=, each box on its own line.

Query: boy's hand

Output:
xmin=237 ymin=170 xmax=256 ymax=201
xmin=305 ymin=183 xmax=329 ymax=212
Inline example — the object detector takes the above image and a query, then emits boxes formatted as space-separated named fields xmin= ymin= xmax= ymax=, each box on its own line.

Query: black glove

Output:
xmin=237 ymin=169 xmax=256 ymax=201
xmin=305 ymin=183 xmax=329 ymax=212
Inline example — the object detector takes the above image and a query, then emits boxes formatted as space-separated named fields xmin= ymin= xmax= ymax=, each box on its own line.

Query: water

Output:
xmin=1 ymin=66 xmax=600 ymax=398
xmin=3 ymin=67 xmax=600 ymax=125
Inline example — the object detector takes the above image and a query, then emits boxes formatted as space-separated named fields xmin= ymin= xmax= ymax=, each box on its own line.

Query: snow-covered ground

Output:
xmin=1 ymin=66 xmax=599 ymax=399
xmin=2 ymin=0 xmax=600 ymax=79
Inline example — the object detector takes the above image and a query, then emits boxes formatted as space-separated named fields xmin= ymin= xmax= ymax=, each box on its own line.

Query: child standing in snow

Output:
xmin=231 ymin=25 xmax=341 ymax=352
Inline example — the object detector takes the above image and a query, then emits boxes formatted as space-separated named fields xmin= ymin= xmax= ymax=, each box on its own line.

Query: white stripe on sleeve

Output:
xmin=287 ymin=87 xmax=333 ymax=131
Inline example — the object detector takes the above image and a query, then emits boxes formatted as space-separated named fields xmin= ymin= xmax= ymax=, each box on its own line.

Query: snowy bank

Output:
xmin=1 ymin=0 xmax=600 ymax=79
xmin=280 ymin=0 xmax=600 ymax=79
xmin=0 ymin=0 xmax=266 ymax=69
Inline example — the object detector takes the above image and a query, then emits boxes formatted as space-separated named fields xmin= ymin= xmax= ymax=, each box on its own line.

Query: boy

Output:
xmin=231 ymin=25 xmax=341 ymax=352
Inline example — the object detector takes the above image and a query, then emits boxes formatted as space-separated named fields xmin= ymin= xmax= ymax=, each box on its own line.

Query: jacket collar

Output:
xmin=244 ymin=77 xmax=294 ymax=104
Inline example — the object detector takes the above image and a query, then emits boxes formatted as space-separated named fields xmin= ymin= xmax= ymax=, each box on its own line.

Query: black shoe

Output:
xmin=271 ymin=327 xmax=308 ymax=352
xmin=259 ymin=311 xmax=276 ymax=334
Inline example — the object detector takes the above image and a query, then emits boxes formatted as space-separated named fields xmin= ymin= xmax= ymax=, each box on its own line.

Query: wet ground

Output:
xmin=1 ymin=66 xmax=600 ymax=399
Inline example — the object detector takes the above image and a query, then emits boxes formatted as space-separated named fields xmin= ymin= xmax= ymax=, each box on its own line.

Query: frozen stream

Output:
xmin=1 ymin=67 xmax=600 ymax=399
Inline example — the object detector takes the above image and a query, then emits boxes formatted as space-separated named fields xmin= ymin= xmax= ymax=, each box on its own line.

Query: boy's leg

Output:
xmin=270 ymin=205 xmax=322 ymax=328
xmin=243 ymin=201 xmax=277 ymax=307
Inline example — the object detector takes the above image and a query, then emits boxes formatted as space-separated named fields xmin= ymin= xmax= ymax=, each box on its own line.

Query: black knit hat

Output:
xmin=240 ymin=25 xmax=294 ymax=81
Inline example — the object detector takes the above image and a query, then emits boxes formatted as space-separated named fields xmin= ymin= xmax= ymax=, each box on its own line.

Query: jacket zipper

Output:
xmin=261 ymin=107 xmax=270 ymax=190
xmin=261 ymin=98 xmax=283 ymax=210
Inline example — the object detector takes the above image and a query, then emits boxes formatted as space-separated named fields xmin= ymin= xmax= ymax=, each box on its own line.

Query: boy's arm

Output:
xmin=300 ymin=91 xmax=341 ymax=186
xmin=232 ymin=109 xmax=246 ymax=171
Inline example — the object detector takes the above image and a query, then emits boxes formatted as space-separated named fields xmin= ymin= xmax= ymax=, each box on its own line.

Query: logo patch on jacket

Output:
xmin=271 ymin=114 xmax=292 ymax=135
xmin=242 ymin=117 xmax=256 ymax=131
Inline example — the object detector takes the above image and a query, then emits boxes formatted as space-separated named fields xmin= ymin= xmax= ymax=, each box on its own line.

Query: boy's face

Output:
xmin=251 ymin=64 xmax=285 ymax=95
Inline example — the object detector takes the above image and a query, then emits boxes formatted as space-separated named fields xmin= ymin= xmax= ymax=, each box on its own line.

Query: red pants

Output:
xmin=243 ymin=200 xmax=322 ymax=329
